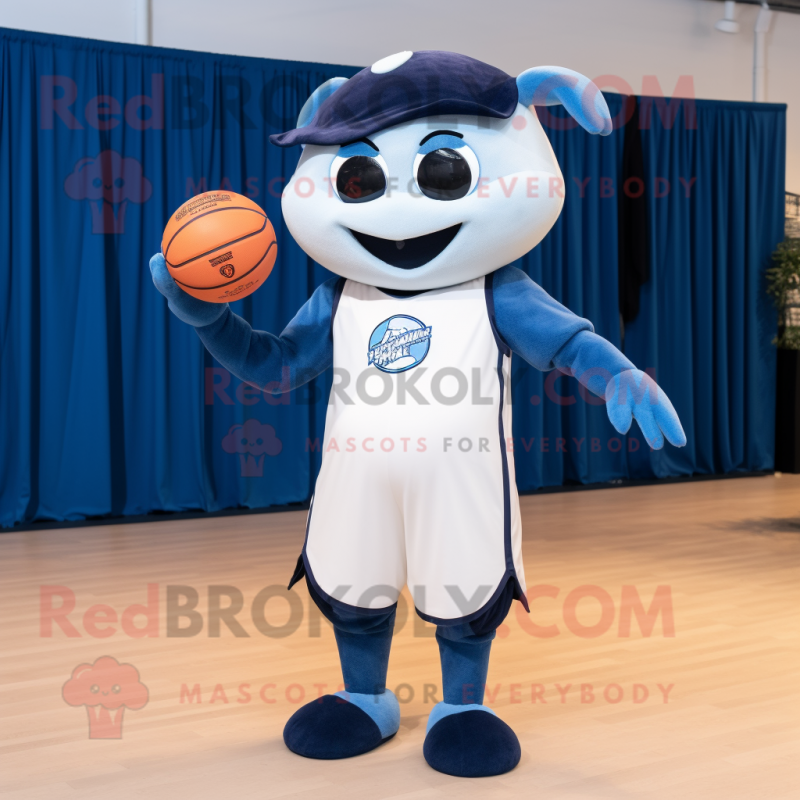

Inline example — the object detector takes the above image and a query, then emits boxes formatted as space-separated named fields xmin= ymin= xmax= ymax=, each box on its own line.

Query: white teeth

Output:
xmin=396 ymin=240 xmax=405 ymax=250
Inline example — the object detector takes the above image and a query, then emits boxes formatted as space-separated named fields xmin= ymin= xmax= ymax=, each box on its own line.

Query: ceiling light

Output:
xmin=715 ymin=0 xmax=741 ymax=32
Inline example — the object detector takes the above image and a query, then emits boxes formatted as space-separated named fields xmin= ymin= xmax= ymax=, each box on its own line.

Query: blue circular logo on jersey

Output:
xmin=368 ymin=314 xmax=432 ymax=373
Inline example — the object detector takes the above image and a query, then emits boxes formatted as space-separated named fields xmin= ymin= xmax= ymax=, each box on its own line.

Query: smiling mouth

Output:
xmin=349 ymin=224 xmax=461 ymax=269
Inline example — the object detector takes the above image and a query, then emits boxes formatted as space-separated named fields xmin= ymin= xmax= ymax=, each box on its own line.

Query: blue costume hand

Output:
xmin=604 ymin=369 xmax=687 ymax=450
xmin=149 ymin=253 xmax=227 ymax=328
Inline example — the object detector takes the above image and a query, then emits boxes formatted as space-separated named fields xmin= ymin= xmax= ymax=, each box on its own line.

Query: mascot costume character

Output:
xmin=150 ymin=51 xmax=686 ymax=778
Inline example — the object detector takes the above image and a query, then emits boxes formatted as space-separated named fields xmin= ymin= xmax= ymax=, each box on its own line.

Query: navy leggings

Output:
xmin=307 ymin=576 xmax=496 ymax=704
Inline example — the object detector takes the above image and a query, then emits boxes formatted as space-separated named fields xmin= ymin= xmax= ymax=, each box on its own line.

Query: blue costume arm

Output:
xmin=491 ymin=265 xmax=633 ymax=395
xmin=149 ymin=253 xmax=337 ymax=390
xmin=492 ymin=265 xmax=685 ymax=449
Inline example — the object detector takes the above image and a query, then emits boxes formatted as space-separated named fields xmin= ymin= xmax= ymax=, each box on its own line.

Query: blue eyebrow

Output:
xmin=338 ymin=138 xmax=379 ymax=157
xmin=418 ymin=133 xmax=466 ymax=155
xmin=420 ymin=129 xmax=463 ymax=145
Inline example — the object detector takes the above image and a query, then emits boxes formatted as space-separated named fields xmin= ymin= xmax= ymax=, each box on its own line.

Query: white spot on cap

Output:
xmin=371 ymin=51 xmax=413 ymax=74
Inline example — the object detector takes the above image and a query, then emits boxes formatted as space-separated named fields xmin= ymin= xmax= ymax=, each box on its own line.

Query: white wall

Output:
xmin=2 ymin=0 xmax=799 ymax=190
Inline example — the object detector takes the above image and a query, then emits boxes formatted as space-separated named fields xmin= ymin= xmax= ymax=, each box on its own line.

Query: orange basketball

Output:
xmin=162 ymin=191 xmax=276 ymax=302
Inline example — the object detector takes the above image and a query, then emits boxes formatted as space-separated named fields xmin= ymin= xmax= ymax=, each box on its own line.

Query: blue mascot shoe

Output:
xmin=423 ymin=703 xmax=521 ymax=777
xmin=283 ymin=690 xmax=400 ymax=759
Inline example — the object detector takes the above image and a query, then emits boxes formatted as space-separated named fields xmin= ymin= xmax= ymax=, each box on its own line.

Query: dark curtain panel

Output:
xmin=617 ymin=94 xmax=650 ymax=324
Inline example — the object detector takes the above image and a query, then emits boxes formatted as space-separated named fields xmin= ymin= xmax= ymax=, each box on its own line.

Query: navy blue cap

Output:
xmin=269 ymin=51 xmax=519 ymax=148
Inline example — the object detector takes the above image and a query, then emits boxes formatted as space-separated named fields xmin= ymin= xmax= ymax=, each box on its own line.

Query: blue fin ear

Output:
xmin=297 ymin=77 xmax=349 ymax=129
xmin=516 ymin=67 xmax=612 ymax=136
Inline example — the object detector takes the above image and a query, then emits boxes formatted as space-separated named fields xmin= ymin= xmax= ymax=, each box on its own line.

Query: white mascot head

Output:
xmin=271 ymin=51 xmax=612 ymax=291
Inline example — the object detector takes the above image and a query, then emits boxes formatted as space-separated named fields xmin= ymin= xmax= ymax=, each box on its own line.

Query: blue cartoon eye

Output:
xmin=330 ymin=140 xmax=388 ymax=204
xmin=413 ymin=132 xmax=479 ymax=201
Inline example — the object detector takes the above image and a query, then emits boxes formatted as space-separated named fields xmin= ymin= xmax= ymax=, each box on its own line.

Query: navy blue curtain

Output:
xmin=512 ymin=95 xmax=786 ymax=490
xmin=0 ymin=29 xmax=786 ymax=526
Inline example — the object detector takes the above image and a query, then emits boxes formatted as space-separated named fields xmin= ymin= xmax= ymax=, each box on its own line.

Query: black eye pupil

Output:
xmin=336 ymin=156 xmax=386 ymax=203
xmin=417 ymin=148 xmax=471 ymax=201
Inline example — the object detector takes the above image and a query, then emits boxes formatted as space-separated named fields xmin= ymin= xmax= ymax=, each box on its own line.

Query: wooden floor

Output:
xmin=1 ymin=475 xmax=799 ymax=799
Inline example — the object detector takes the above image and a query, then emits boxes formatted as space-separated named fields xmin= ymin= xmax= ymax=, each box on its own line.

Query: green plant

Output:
xmin=766 ymin=238 xmax=800 ymax=350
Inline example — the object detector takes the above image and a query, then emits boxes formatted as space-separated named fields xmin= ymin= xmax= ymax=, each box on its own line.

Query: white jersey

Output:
xmin=302 ymin=276 xmax=526 ymax=623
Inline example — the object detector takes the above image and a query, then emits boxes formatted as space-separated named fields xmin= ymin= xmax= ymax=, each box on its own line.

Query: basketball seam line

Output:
xmin=173 ymin=240 xmax=276 ymax=291
xmin=164 ymin=207 xmax=268 ymax=267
